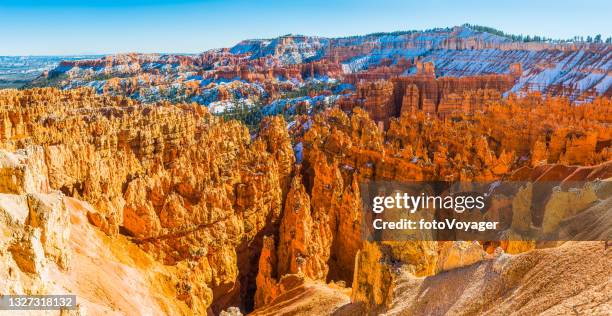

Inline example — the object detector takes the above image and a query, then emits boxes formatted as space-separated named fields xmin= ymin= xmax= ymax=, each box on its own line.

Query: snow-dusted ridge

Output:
xmin=19 ymin=25 xmax=612 ymax=108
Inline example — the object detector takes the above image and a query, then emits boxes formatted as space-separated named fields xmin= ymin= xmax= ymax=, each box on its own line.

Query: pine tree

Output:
xmin=594 ymin=34 xmax=602 ymax=43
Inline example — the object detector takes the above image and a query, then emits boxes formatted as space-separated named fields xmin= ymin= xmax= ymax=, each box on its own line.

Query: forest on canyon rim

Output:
xmin=0 ymin=24 xmax=611 ymax=316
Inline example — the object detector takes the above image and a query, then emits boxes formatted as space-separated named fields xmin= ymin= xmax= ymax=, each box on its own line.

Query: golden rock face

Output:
xmin=0 ymin=86 xmax=610 ymax=314
xmin=0 ymin=87 xmax=295 ymax=312
xmin=253 ymin=92 xmax=612 ymax=312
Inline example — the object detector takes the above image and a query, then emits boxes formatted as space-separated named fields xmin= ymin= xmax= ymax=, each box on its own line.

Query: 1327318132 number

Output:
xmin=0 ymin=295 xmax=76 ymax=310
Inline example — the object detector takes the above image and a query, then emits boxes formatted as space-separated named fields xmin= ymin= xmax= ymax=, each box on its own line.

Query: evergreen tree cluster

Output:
xmin=220 ymin=97 xmax=265 ymax=132
xmin=463 ymin=23 xmax=610 ymax=44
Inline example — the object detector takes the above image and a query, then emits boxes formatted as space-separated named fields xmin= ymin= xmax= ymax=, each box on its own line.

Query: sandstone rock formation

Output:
xmin=0 ymin=87 xmax=295 ymax=312
xmin=0 ymin=144 xmax=200 ymax=314
xmin=0 ymin=85 xmax=610 ymax=315
xmin=26 ymin=25 xmax=611 ymax=115
xmin=252 ymin=92 xmax=611 ymax=314
xmin=377 ymin=241 xmax=611 ymax=315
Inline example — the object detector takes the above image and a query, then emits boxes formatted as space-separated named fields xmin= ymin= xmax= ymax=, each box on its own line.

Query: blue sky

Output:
xmin=1 ymin=0 xmax=610 ymax=55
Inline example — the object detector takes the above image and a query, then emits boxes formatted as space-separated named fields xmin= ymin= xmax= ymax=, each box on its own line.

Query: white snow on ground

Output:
xmin=208 ymin=98 xmax=255 ymax=114
xmin=25 ymin=25 xmax=611 ymax=107
xmin=593 ymin=75 xmax=612 ymax=94
xmin=263 ymin=94 xmax=346 ymax=116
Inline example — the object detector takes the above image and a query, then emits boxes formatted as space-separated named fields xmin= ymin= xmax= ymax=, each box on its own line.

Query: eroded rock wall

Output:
xmin=1 ymin=87 xmax=610 ymax=315
xmin=0 ymin=87 xmax=294 ymax=312
xmin=253 ymin=93 xmax=612 ymax=311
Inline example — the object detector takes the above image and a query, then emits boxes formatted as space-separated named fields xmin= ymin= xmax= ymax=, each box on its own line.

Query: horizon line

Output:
xmin=2 ymin=24 xmax=610 ymax=57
